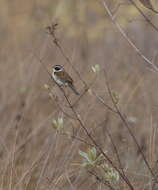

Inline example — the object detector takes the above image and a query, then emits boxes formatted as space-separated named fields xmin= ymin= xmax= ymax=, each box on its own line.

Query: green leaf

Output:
xmin=87 ymin=147 xmax=97 ymax=161
xmin=91 ymin=64 xmax=100 ymax=73
xmin=79 ymin=150 xmax=91 ymax=162
xmin=58 ymin=117 xmax=63 ymax=126
xmin=91 ymin=147 xmax=97 ymax=157
xmin=102 ymin=164 xmax=119 ymax=182
xmin=51 ymin=117 xmax=64 ymax=130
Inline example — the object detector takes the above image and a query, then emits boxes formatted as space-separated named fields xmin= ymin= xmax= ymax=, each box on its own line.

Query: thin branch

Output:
xmin=46 ymin=23 xmax=88 ymax=88
xmin=99 ymin=0 xmax=158 ymax=72
xmin=32 ymin=51 xmax=79 ymax=120
xmin=33 ymin=48 xmax=129 ymax=185
xmin=104 ymin=124 xmax=126 ymax=177
xmin=103 ymin=69 xmax=155 ymax=178
xmin=15 ymin=144 xmax=48 ymax=188
xmin=44 ymin=23 xmax=134 ymax=188
xmin=88 ymin=170 xmax=116 ymax=190
xmin=98 ymin=118 xmax=131 ymax=187
xmin=45 ymin=23 xmax=119 ymax=115
xmin=59 ymin=132 xmax=93 ymax=146
xmin=55 ymin=83 xmax=134 ymax=190
xmin=72 ymin=75 xmax=97 ymax=107
xmin=127 ymin=0 xmax=158 ymax=31
xmin=112 ymin=2 xmax=131 ymax=19
xmin=92 ymin=91 xmax=117 ymax=114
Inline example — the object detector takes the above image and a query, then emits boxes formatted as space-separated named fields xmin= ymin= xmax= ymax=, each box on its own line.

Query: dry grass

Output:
xmin=1 ymin=0 xmax=158 ymax=189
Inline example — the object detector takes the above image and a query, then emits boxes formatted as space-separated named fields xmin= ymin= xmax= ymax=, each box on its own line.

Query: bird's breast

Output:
xmin=52 ymin=72 xmax=65 ymax=86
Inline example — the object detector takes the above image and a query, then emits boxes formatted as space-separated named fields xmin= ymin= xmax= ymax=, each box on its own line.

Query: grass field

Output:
xmin=1 ymin=0 xmax=158 ymax=189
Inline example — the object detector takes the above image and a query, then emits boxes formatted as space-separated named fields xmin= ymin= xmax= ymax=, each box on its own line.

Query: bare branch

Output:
xmin=54 ymin=82 xmax=134 ymax=190
xmin=103 ymin=69 xmax=155 ymax=178
xmin=99 ymin=0 xmax=158 ymax=72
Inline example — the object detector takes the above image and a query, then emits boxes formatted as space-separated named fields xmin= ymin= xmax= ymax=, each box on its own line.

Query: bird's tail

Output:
xmin=69 ymin=84 xmax=80 ymax=95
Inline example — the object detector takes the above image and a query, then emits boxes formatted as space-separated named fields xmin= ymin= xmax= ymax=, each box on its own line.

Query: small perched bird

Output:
xmin=52 ymin=65 xmax=80 ymax=95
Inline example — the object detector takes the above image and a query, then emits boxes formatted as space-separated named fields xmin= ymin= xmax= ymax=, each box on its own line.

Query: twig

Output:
xmin=127 ymin=0 xmax=158 ymax=32
xmin=88 ymin=170 xmax=116 ymax=190
xmin=103 ymin=69 xmax=155 ymax=178
xmin=46 ymin=23 xmax=88 ymax=88
xmin=32 ymin=50 xmax=79 ymax=120
xmin=98 ymin=118 xmax=131 ymax=187
xmin=55 ymin=83 xmax=134 ymax=190
xmin=99 ymin=0 xmax=158 ymax=72
xmin=59 ymin=132 xmax=93 ymax=146
xmin=15 ymin=143 xmax=48 ymax=188
xmin=72 ymin=75 xmax=97 ymax=107
xmin=112 ymin=2 xmax=131 ymax=19
xmin=44 ymin=22 xmax=134 ymax=189
xmin=45 ymin=23 xmax=119 ymax=115
xmin=104 ymin=124 xmax=126 ymax=177
xmin=92 ymin=91 xmax=117 ymax=114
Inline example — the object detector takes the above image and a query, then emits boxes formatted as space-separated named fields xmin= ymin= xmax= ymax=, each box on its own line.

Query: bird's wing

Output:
xmin=56 ymin=71 xmax=73 ymax=84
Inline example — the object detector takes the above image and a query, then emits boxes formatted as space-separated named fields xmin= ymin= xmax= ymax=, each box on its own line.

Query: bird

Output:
xmin=51 ymin=65 xmax=80 ymax=95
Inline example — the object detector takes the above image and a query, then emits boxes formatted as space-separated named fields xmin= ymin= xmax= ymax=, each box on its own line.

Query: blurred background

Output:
xmin=1 ymin=0 xmax=158 ymax=189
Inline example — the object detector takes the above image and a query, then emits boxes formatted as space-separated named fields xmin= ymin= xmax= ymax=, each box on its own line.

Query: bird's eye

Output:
xmin=55 ymin=66 xmax=61 ymax=71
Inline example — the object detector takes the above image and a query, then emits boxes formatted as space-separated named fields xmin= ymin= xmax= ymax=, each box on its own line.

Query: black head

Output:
xmin=53 ymin=65 xmax=63 ymax=72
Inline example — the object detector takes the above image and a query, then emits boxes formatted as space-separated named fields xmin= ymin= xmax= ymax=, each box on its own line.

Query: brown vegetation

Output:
xmin=1 ymin=0 xmax=158 ymax=189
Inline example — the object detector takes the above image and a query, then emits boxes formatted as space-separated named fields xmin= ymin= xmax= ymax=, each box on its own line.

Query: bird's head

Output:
xmin=52 ymin=65 xmax=64 ymax=72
